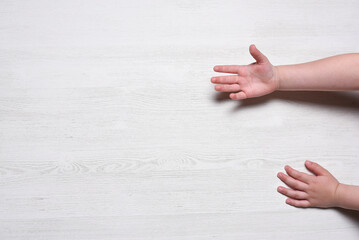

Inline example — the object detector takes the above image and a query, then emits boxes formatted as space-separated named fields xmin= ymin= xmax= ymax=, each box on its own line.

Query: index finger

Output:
xmin=213 ymin=65 xmax=240 ymax=74
xmin=285 ymin=165 xmax=313 ymax=184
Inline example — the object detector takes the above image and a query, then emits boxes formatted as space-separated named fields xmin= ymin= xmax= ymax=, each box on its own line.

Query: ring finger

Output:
xmin=211 ymin=75 xmax=240 ymax=84
xmin=277 ymin=186 xmax=308 ymax=200
xmin=277 ymin=172 xmax=307 ymax=191
xmin=214 ymin=84 xmax=241 ymax=92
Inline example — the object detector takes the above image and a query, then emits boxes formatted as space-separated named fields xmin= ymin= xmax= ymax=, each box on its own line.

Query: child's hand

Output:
xmin=211 ymin=44 xmax=279 ymax=100
xmin=277 ymin=160 xmax=340 ymax=208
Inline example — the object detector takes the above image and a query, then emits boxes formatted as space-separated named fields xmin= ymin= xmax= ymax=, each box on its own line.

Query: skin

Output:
xmin=278 ymin=161 xmax=359 ymax=210
xmin=211 ymin=45 xmax=359 ymax=210
xmin=211 ymin=44 xmax=279 ymax=100
xmin=211 ymin=44 xmax=359 ymax=100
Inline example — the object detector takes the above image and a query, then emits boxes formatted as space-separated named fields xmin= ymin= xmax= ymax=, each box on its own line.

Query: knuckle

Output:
xmin=286 ymin=179 xmax=293 ymax=186
xmin=311 ymin=178 xmax=319 ymax=185
xmin=281 ymin=173 xmax=289 ymax=181
xmin=292 ymin=192 xmax=300 ymax=199
xmin=307 ymin=176 xmax=315 ymax=184
xmin=306 ymin=200 xmax=314 ymax=207
xmin=290 ymin=170 xmax=298 ymax=177
xmin=291 ymin=180 xmax=298 ymax=188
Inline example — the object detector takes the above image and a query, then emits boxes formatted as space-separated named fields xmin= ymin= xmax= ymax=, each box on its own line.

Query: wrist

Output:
xmin=273 ymin=65 xmax=282 ymax=91
xmin=333 ymin=182 xmax=343 ymax=208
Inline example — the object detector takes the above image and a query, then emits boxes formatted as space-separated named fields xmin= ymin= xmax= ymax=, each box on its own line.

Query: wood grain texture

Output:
xmin=1 ymin=0 xmax=359 ymax=239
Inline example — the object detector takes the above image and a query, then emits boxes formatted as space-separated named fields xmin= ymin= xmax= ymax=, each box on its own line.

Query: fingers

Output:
xmin=285 ymin=198 xmax=311 ymax=208
xmin=213 ymin=65 xmax=240 ymax=74
xmin=211 ymin=75 xmax=240 ymax=84
xmin=214 ymin=84 xmax=241 ymax=92
xmin=230 ymin=91 xmax=247 ymax=100
xmin=249 ymin=44 xmax=268 ymax=64
xmin=277 ymin=172 xmax=307 ymax=191
xmin=284 ymin=165 xmax=313 ymax=184
xmin=211 ymin=74 xmax=247 ymax=100
xmin=277 ymin=186 xmax=308 ymax=200
xmin=305 ymin=160 xmax=330 ymax=176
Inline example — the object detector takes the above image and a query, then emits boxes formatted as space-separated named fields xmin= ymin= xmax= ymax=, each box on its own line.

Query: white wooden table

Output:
xmin=1 ymin=0 xmax=359 ymax=239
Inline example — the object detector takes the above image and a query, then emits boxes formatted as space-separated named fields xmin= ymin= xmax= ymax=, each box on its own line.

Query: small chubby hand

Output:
xmin=277 ymin=160 xmax=340 ymax=208
xmin=211 ymin=44 xmax=279 ymax=100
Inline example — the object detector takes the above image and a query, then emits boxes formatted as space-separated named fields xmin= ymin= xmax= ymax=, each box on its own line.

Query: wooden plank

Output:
xmin=1 ymin=0 xmax=359 ymax=239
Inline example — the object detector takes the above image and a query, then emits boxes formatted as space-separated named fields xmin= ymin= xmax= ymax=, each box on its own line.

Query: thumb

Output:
xmin=249 ymin=44 xmax=268 ymax=64
xmin=305 ymin=160 xmax=330 ymax=176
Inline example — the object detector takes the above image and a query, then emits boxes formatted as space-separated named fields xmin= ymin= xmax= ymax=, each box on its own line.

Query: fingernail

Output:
xmin=306 ymin=160 xmax=312 ymax=165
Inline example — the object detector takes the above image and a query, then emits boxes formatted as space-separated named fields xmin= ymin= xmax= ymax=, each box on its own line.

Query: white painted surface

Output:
xmin=1 ymin=0 xmax=359 ymax=239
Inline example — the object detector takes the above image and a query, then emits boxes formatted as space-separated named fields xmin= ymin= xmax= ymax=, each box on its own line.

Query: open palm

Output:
xmin=211 ymin=45 xmax=279 ymax=100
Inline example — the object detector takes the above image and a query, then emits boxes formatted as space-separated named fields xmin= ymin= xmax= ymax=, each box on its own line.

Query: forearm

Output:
xmin=276 ymin=53 xmax=359 ymax=91
xmin=335 ymin=184 xmax=359 ymax=211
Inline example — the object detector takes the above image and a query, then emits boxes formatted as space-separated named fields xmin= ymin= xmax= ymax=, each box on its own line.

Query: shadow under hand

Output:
xmin=214 ymin=91 xmax=359 ymax=112
xmin=335 ymin=208 xmax=359 ymax=228
xmin=214 ymin=92 xmax=231 ymax=102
